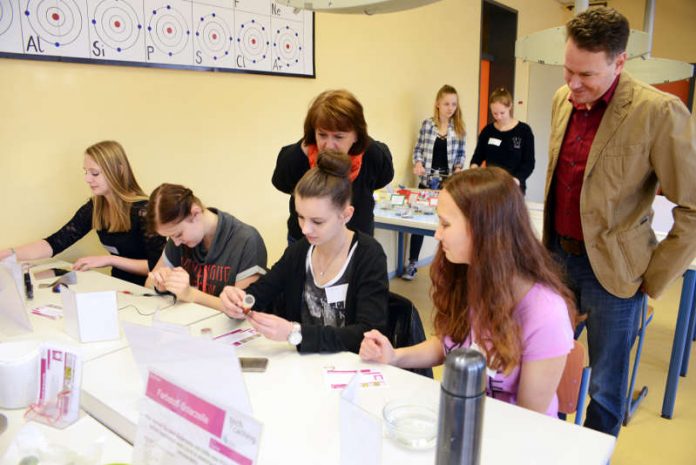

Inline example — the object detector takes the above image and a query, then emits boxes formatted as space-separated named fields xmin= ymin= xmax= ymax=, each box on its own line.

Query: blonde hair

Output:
xmin=86 ymin=141 xmax=147 ymax=232
xmin=433 ymin=84 xmax=465 ymax=138
xmin=489 ymin=88 xmax=513 ymax=113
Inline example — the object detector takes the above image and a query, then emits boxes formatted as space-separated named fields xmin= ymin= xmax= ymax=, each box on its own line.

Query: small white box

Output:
xmin=61 ymin=289 xmax=119 ymax=342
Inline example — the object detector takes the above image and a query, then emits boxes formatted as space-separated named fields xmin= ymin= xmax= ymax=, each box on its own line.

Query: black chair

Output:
xmin=386 ymin=292 xmax=434 ymax=378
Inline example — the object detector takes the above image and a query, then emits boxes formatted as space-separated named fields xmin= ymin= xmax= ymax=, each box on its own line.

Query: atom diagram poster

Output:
xmin=0 ymin=0 xmax=314 ymax=77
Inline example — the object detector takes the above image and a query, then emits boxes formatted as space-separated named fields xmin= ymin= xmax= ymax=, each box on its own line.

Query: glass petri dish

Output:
xmin=382 ymin=399 xmax=437 ymax=450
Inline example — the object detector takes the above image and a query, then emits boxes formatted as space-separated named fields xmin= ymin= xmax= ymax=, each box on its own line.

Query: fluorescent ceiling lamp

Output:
xmin=515 ymin=27 xmax=650 ymax=65
xmin=624 ymin=57 xmax=694 ymax=84
xmin=276 ymin=0 xmax=443 ymax=14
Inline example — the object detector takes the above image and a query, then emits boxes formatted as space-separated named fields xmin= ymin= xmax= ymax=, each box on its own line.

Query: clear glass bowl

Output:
xmin=382 ymin=399 xmax=437 ymax=450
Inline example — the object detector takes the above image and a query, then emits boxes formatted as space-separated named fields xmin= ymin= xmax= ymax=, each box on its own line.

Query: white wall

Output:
xmin=525 ymin=63 xmax=564 ymax=202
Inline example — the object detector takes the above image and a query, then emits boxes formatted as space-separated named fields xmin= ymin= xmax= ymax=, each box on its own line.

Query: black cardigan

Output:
xmin=244 ymin=231 xmax=389 ymax=353
xmin=272 ymin=139 xmax=394 ymax=240
xmin=44 ymin=200 xmax=165 ymax=285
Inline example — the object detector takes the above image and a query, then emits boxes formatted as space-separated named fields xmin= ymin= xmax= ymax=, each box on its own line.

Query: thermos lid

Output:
xmin=441 ymin=348 xmax=487 ymax=397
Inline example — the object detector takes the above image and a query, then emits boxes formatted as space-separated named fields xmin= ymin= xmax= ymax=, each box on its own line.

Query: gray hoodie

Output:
xmin=163 ymin=208 xmax=267 ymax=296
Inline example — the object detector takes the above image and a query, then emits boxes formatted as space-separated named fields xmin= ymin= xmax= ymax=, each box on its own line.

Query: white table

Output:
xmin=81 ymin=313 xmax=615 ymax=465
xmin=375 ymin=201 xmax=544 ymax=276
xmin=0 ymin=408 xmax=132 ymax=463
xmin=0 ymin=263 xmax=220 ymax=460
xmin=1 ymin=262 xmax=219 ymax=361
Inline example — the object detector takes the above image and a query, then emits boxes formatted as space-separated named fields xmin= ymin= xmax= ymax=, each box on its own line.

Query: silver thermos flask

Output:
xmin=435 ymin=348 xmax=487 ymax=465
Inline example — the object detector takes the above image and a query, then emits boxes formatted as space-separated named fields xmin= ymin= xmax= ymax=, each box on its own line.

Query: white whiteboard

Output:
xmin=0 ymin=0 xmax=315 ymax=77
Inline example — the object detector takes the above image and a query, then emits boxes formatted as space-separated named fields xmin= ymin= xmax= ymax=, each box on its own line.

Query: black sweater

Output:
xmin=470 ymin=122 xmax=535 ymax=193
xmin=244 ymin=231 xmax=389 ymax=353
xmin=44 ymin=200 xmax=165 ymax=285
xmin=272 ymin=140 xmax=394 ymax=240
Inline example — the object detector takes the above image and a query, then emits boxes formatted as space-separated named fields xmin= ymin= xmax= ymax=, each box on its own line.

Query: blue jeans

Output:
xmin=551 ymin=236 xmax=644 ymax=437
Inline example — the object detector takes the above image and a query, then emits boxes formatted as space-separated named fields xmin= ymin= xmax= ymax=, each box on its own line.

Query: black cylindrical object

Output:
xmin=435 ymin=348 xmax=486 ymax=465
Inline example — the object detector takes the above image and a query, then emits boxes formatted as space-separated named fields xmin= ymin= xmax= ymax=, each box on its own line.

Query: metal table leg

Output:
xmin=661 ymin=270 xmax=696 ymax=418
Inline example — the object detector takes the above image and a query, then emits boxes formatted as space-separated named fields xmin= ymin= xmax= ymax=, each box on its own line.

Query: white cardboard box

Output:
xmin=61 ymin=289 xmax=119 ymax=342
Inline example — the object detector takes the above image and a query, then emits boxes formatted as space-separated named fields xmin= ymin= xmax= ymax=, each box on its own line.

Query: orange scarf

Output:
xmin=307 ymin=145 xmax=363 ymax=182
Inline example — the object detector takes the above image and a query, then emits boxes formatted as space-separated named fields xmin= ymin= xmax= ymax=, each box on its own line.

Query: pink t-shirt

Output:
xmin=443 ymin=283 xmax=574 ymax=417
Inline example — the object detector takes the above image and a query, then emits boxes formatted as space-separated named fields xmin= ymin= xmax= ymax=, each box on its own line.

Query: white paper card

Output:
xmin=133 ymin=369 xmax=262 ymax=465
xmin=103 ymin=245 xmax=119 ymax=255
xmin=339 ymin=374 xmax=382 ymax=465
xmin=390 ymin=194 xmax=405 ymax=206
xmin=214 ymin=328 xmax=261 ymax=347
xmin=324 ymin=368 xmax=387 ymax=390
xmin=61 ymin=289 xmax=119 ymax=343
xmin=0 ymin=263 xmax=32 ymax=336
xmin=488 ymin=137 xmax=502 ymax=146
xmin=123 ymin=322 xmax=252 ymax=416
xmin=31 ymin=304 xmax=63 ymax=320
xmin=0 ymin=258 xmax=25 ymax=300
xmin=326 ymin=284 xmax=348 ymax=304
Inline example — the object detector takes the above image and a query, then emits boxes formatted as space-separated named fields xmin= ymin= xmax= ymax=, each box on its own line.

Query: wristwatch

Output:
xmin=288 ymin=322 xmax=302 ymax=346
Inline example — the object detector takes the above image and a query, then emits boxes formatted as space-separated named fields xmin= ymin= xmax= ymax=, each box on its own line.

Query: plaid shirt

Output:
xmin=412 ymin=118 xmax=466 ymax=179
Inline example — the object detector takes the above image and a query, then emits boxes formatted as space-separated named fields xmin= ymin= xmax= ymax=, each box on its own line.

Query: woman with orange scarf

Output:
xmin=272 ymin=89 xmax=394 ymax=244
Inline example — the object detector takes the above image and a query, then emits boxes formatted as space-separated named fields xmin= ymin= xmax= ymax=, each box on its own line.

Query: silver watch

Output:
xmin=288 ymin=322 xmax=302 ymax=346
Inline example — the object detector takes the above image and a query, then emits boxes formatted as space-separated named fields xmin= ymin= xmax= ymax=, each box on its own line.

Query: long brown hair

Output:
xmin=295 ymin=150 xmax=352 ymax=210
xmin=431 ymin=168 xmax=576 ymax=373
xmin=147 ymin=183 xmax=204 ymax=233
xmin=433 ymin=84 xmax=465 ymax=138
xmin=86 ymin=141 xmax=147 ymax=232
xmin=303 ymin=89 xmax=369 ymax=155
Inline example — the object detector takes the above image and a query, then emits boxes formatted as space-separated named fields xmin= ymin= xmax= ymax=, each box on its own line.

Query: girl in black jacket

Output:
xmin=222 ymin=151 xmax=389 ymax=353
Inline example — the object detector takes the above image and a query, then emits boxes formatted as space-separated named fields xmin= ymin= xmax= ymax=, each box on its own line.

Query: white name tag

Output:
xmin=326 ymin=283 xmax=349 ymax=304
xmin=103 ymin=245 xmax=119 ymax=255
xmin=487 ymin=137 xmax=502 ymax=147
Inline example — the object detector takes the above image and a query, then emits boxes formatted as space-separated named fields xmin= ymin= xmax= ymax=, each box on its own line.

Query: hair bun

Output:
xmin=316 ymin=150 xmax=352 ymax=178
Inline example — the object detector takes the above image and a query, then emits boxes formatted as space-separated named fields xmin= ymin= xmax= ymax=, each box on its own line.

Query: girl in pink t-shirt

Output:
xmin=360 ymin=167 xmax=576 ymax=417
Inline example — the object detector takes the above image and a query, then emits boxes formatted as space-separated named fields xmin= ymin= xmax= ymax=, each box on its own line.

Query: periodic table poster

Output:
xmin=0 ymin=0 xmax=315 ymax=77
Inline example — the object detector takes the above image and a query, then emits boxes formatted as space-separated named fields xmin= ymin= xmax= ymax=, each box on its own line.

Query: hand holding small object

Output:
xmin=220 ymin=286 xmax=249 ymax=319
xmin=163 ymin=267 xmax=193 ymax=301
xmin=242 ymin=294 xmax=255 ymax=315
xmin=247 ymin=312 xmax=293 ymax=342
xmin=149 ymin=267 xmax=173 ymax=292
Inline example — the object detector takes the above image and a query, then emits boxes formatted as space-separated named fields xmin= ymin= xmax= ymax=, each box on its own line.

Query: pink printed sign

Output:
xmin=210 ymin=438 xmax=253 ymax=465
xmin=145 ymin=372 xmax=226 ymax=437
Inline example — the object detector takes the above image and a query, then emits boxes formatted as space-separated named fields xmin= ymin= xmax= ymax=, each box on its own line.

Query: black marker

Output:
xmin=24 ymin=271 xmax=33 ymax=300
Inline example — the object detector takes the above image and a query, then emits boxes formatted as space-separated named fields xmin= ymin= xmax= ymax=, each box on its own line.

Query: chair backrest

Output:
xmin=386 ymin=292 xmax=433 ymax=378
xmin=557 ymin=340 xmax=591 ymax=425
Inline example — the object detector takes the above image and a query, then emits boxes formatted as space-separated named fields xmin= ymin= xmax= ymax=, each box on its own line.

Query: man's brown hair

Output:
xmin=566 ymin=7 xmax=629 ymax=60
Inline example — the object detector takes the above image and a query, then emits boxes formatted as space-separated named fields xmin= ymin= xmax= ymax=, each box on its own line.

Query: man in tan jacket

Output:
xmin=543 ymin=7 xmax=696 ymax=436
